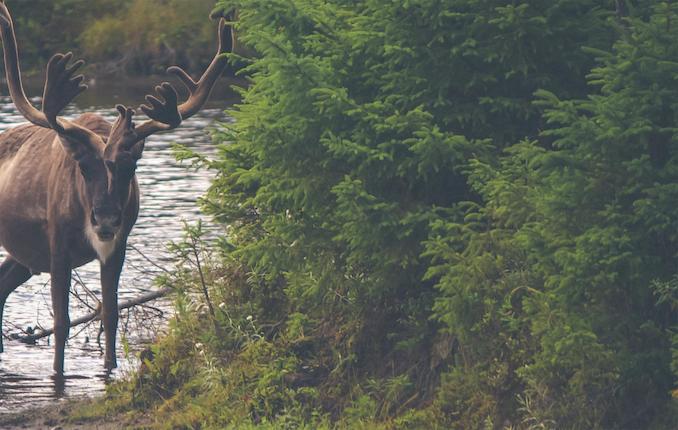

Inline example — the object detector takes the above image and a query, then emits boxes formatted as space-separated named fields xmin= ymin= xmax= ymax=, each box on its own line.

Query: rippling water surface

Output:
xmin=0 ymin=81 xmax=234 ymax=411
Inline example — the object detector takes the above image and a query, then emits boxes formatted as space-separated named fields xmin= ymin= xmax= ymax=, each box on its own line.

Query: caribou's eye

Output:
xmin=78 ymin=163 xmax=93 ymax=179
xmin=116 ymin=154 xmax=137 ymax=178
xmin=77 ymin=154 xmax=102 ymax=179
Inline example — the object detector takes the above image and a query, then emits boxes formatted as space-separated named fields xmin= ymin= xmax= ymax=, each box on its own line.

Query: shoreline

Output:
xmin=0 ymin=74 xmax=246 ymax=109
xmin=0 ymin=397 xmax=148 ymax=430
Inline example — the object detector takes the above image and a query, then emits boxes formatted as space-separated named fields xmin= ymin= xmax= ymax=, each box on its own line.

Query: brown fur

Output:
xmin=0 ymin=124 xmax=40 ymax=160
xmin=75 ymin=112 xmax=113 ymax=137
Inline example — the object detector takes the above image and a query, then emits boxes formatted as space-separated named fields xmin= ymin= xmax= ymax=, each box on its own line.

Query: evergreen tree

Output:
xmin=430 ymin=2 xmax=678 ymax=427
xmin=123 ymin=0 xmax=678 ymax=427
xmin=202 ymin=0 xmax=622 ymax=424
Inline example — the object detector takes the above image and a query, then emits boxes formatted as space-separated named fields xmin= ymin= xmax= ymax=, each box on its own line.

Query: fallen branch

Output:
xmin=11 ymin=287 xmax=172 ymax=344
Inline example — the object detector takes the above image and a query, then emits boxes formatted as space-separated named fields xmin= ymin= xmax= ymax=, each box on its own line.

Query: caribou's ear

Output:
xmin=129 ymin=139 xmax=145 ymax=161
xmin=57 ymin=132 xmax=101 ymax=163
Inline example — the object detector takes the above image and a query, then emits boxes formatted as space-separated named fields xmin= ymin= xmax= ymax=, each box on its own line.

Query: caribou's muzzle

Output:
xmin=91 ymin=208 xmax=122 ymax=241
xmin=97 ymin=231 xmax=116 ymax=241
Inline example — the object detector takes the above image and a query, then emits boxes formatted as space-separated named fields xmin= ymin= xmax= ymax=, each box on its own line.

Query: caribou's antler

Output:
xmin=43 ymin=52 xmax=87 ymax=131
xmin=133 ymin=82 xmax=181 ymax=140
xmin=0 ymin=0 xmax=96 ymax=142
xmin=134 ymin=17 xmax=232 ymax=139
xmin=108 ymin=105 xmax=138 ymax=150
xmin=0 ymin=0 xmax=50 ymax=128
xmin=172 ymin=17 xmax=232 ymax=120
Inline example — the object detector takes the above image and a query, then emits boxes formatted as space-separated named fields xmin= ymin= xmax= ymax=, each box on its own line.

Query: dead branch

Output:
xmin=11 ymin=287 xmax=172 ymax=344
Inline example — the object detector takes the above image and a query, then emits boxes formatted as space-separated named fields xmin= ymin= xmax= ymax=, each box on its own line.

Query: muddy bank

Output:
xmin=0 ymin=399 xmax=149 ymax=430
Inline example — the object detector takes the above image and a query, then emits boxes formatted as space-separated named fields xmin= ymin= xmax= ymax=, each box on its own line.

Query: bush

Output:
xmin=6 ymin=0 xmax=215 ymax=75
xmin=100 ymin=1 xmax=678 ymax=428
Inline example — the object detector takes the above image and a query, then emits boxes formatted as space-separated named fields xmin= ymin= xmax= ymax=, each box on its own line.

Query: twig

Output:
xmin=12 ymin=287 xmax=172 ymax=344
xmin=128 ymin=243 xmax=173 ymax=274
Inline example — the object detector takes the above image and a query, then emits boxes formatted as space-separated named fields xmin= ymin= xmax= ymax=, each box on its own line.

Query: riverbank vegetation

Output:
xmin=78 ymin=0 xmax=678 ymax=428
xmin=11 ymin=0 xmax=217 ymax=75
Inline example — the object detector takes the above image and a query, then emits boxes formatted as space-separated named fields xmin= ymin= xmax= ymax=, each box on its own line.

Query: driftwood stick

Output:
xmin=13 ymin=287 xmax=172 ymax=344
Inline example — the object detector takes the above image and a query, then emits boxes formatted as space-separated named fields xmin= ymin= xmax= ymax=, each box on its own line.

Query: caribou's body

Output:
xmin=0 ymin=0 xmax=231 ymax=374
xmin=0 ymin=115 xmax=138 ymax=272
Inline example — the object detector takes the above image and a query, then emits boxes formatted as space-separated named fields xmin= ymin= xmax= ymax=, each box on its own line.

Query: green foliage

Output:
xmin=92 ymin=0 xmax=678 ymax=428
xmin=6 ymin=0 xmax=215 ymax=75
xmin=200 ymin=4 xmax=618 ymax=417
xmin=429 ymin=1 xmax=678 ymax=427
xmin=80 ymin=0 xmax=216 ymax=74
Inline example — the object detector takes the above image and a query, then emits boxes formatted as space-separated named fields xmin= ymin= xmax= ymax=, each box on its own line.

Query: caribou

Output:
xmin=0 ymin=1 xmax=232 ymax=374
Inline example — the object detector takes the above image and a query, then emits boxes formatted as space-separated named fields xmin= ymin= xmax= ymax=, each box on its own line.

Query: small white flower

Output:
xmin=195 ymin=342 xmax=204 ymax=350
xmin=246 ymin=315 xmax=253 ymax=322
xmin=219 ymin=302 xmax=226 ymax=310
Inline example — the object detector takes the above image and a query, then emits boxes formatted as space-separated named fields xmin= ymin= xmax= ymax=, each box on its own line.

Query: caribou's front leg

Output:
xmin=50 ymin=247 xmax=71 ymax=375
xmin=101 ymin=246 xmax=125 ymax=370
xmin=0 ymin=257 xmax=32 ymax=353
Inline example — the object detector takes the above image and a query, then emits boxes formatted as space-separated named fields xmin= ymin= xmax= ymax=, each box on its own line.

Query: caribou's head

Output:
xmin=0 ymin=0 xmax=231 ymax=242
xmin=36 ymin=52 xmax=183 ymax=243
xmin=67 ymin=105 xmax=147 ymax=242
xmin=85 ymin=106 xmax=143 ymax=241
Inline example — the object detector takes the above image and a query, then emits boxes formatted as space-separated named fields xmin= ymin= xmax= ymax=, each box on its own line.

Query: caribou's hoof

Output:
xmin=104 ymin=358 xmax=118 ymax=370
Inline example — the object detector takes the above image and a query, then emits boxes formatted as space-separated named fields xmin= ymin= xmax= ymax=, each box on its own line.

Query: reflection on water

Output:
xmin=0 ymin=82 xmax=234 ymax=411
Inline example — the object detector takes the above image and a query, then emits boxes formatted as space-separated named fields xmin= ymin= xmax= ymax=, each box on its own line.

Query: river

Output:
xmin=0 ymin=76 xmax=237 ymax=411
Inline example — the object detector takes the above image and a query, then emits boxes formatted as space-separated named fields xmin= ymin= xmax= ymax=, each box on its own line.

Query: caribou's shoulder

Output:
xmin=0 ymin=123 xmax=44 ymax=161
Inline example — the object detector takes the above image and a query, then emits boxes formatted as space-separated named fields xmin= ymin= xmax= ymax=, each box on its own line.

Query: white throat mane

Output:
xmin=85 ymin=223 xmax=117 ymax=263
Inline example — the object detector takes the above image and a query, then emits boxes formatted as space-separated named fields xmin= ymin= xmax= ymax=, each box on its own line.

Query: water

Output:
xmin=0 ymin=78 xmax=236 ymax=411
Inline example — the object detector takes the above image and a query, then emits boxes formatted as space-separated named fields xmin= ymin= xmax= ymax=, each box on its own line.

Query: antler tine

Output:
xmin=171 ymin=17 xmax=232 ymax=120
xmin=43 ymin=51 xmax=88 ymax=130
xmin=134 ymin=15 xmax=232 ymax=139
xmin=108 ymin=104 xmax=139 ymax=150
xmin=134 ymin=82 xmax=181 ymax=140
xmin=167 ymin=66 xmax=198 ymax=93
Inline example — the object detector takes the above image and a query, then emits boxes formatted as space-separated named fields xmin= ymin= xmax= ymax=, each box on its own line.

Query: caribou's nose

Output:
xmin=92 ymin=207 xmax=122 ymax=229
